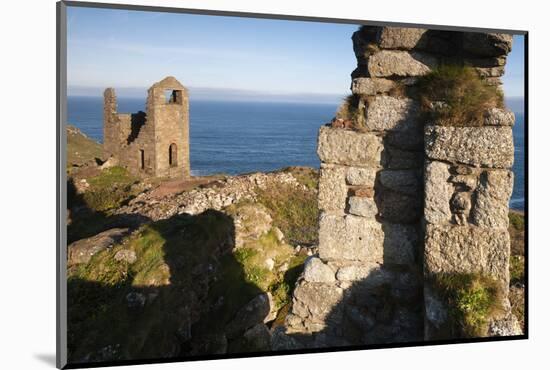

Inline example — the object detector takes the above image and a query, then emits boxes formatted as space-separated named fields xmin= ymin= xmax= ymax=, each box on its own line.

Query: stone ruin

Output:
xmin=103 ymin=76 xmax=190 ymax=178
xmin=281 ymin=26 xmax=520 ymax=348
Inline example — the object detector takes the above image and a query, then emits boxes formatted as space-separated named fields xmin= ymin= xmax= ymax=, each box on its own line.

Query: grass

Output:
xmin=82 ymin=166 xmax=140 ymax=212
xmin=67 ymin=124 xmax=103 ymax=168
xmin=68 ymin=210 xmax=240 ymax=361
xmin=335 ymin=94 xmax=365 ymax=127
xmin=432 ymin=272 xmax=504 ymax=338
xmin=507 ymin=211 xmax=525 ymax=332
xmin=256 ymin=183 xmax=318 ymax=246
xmin=278 ymin=166 xmax=319 ymax=190
xmin=416 ymin=65 xmax=504 ymax=126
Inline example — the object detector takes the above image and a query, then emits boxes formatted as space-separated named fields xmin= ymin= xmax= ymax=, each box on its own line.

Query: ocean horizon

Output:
xmin=67 ymin=95 xmax=525 ymax=210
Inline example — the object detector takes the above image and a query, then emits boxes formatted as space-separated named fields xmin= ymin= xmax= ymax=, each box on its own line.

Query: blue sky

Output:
xmin=67 ymin=6 xmax=524 ymax=101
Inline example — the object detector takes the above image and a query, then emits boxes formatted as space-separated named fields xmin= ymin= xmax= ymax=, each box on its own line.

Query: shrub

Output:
xmin=416 ymin=65 xmax=504 ymax=126
xmin=432 ymin=272 xmax=504 ymax=338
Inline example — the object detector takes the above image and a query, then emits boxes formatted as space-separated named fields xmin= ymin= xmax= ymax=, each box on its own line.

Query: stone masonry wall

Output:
xmin=103 ymin=76 xmax=190 ymax=179
xmin=281 ymin=26 xmax=519 ymax=348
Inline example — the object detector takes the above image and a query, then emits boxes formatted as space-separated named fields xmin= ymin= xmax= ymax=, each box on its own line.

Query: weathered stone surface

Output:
xmin=381 ymin=223 xmax=418 ymax=265
xmin=318 ymin=164 xmax=347 ymax=212
xmin=346 ymin=167 xmax=376 ymax=186
xmin=242 ymin=323 xmax=272 ymax=351
xmin=126 ymin=291 xmax=146 ymax=309
xmin=377 ymin=27 xmax=427 ymax=49
xmin=271 ymin=327 xmax=304 ymax=351
xmin=449 ymin=174 xmax=477 ymax=191
xmin=335 ymin=262 xmax=381 ymax=282
xmin=303 ymin=257 xmax=336 ymax=283
xmin=114 ymin=249 xmax=137 ymax=264
xmin=463 ymin=33 xmax=513 ymax=57
xmin=424 ymin=224 xmax=510 ymax=282
xmin=293 ymin=282 xmax=344 ymax=323
xmin=379 ymin=169 xmax=422 ymax=195
xmin=484 ymin=108 xmax=515 ymax=126
xmin=364 ymin=96 xmax=420 ymax=132
xmin=488 ymin=313 xmax=523 ymax=336
xmin=471 ymin=170 xmax=513 ymax=228
xmin=348 ymin=196 xmax=378 ymax=217
xmin=68 ymin=228 xmax=130 ymax=265
xmin=425 ymin=125 xmax=514 ymax=168
xmin=319 ymin=213 xmax=417 ymax=264
xmin=376 ymin=190 xmax=422 ymax=224
xmin=368 ymin=50 xmax=438 ymax=77
xmin=450 ymin=192 xmax=471 ymax=214
xmin=318 ymin=214 xmax=384 ymax=262
xmin=475 ymin=66 xmax=505 ymax=78
xmin=226 ymin=293 xmax=274 ymax=338
xmin=232 ymin=203 xmax=272 ymax=248
xmin=317 ymin=126 xmax=383 ymax=167
xmin=382 ymin=146 xmax=424 ymax=169
xmin=351 ymin=77 xmax=395 ymax=95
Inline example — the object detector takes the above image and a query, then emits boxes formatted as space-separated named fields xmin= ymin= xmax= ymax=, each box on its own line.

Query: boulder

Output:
xmin=293 ymin=282 xmax=344 ymax=323
xmin=67 ymin=228 xmax=130 ymax=265
xmin=225 ymin=293 xmax=275 ymax=338
xmin=317 ymin=126 xmax=383 ymax=167
xmin=114 ymin=249 xmax=137 ymax=264
xmin=241 ymin=323 xmax=272 ymax=351
xmin=231 ymin=203 xmax=272 ymax=248
xmin=425 ymin=125 xmax=514 ymax=169
xmin=303 ymin=257 xmax=336 ymax=283
xmin=271 ymin=326 xmax=304 ymax=351
xmin=368 ymin=50 xmax=438 ymax=77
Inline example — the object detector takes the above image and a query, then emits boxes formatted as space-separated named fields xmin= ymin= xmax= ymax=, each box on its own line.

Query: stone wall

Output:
xmin=282 ymin=26 xmax=519 ymax=348
xmin=103 ymin=76 xmax=190 ymax=179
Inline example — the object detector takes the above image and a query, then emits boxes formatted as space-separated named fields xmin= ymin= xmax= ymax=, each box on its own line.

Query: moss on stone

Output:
xmin=432 ymin=272 xmax=504 ymax=338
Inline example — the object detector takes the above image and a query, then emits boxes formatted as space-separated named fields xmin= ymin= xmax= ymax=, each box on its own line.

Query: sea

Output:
xmin=67 ymin=96 xmax=525 ymax=210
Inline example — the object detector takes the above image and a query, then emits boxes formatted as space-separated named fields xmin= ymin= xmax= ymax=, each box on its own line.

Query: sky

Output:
xmin=67 ymin=6 xmax=525 ymax=102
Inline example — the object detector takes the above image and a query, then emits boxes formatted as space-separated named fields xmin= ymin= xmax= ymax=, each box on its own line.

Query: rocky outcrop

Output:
xmin=68 ymin=228 xmax=130 ymax=265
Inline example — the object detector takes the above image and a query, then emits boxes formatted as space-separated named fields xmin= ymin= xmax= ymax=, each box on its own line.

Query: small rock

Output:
xmin=273 ymin=227 xmax=285 ymax=243
xmin=114 ymin=249 xmax=137 ymax=264
xmin=303 ymin=257 xmax=335 ymax=283
xmin=265 ymin=258 xmax=275 ymax=271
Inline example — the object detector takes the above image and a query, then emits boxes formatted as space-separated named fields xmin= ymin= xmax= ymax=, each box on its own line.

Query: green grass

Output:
xmin=432 ymin=272 xmax=504 ymax=338
xmin=67 ymin=124 xmax=103 ymax=168
xmin=509 ymin=212 xmax=525 ymax=231
xmin=82 ymin=166 xmax=139 ymax=212
xmin=256 ymin=184 xmax=318 ymax=246
xmin=510 ymin=255 xmax=525 ymax=285
xmin=416 ymin=65 xmax=504 ymax=126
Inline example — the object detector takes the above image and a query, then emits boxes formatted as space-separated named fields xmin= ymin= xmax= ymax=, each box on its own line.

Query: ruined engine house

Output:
xmin=103 ymin=76 xmax=190 ymax=178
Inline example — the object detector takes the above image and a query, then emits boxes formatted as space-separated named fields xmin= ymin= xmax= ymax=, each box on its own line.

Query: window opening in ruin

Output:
xmin=169 ymin=143 xmax=177 ymax=167
xmin=140 ymin=149 xmax=145 ymax=170
xmin=164 ymin=89 xmax=182 ymax=104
